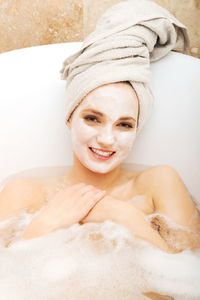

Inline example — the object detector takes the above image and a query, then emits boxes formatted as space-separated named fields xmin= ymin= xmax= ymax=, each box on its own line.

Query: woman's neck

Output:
xmin=66 ymin=153 xmax=121 ymax=190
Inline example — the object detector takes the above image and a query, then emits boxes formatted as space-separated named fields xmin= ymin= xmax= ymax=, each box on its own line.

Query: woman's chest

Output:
xmin=38 ymin=175 xmax=155 ymax=216
xmin=106 ymin=179 xmax=155 ymax=215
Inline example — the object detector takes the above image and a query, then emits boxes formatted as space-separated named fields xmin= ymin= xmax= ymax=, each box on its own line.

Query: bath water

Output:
xmin=0 ymin=198 xmax=200 ymax=300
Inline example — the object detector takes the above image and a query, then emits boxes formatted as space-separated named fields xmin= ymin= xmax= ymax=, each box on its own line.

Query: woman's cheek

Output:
xmin=118 ymin=131 xmax=137 ymax=153
xmin=71 ymin=120 xmax=97 ymax=145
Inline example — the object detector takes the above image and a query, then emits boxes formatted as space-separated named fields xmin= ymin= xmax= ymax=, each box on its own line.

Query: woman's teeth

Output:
xmin=89 ymin=147 xmax=114 ymax=157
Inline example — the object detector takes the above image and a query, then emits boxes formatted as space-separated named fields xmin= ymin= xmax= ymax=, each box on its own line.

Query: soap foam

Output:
xmin=0 ymin=211 xmax=200 ymax=300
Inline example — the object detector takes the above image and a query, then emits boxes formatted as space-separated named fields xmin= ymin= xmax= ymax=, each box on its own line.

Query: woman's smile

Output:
xmin=88 ymin=146 xmax=116 ymax=161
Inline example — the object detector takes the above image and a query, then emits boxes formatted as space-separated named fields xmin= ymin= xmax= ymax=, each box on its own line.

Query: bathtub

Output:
xmin=0 ymin=43 xmax=200 ymax=300
xmin=0 ymin=42 xmax=200 ymax=200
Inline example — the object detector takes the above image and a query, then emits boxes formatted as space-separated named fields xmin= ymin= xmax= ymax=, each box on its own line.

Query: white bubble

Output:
xmin=0 ymin=208 xmax=200 ymax=300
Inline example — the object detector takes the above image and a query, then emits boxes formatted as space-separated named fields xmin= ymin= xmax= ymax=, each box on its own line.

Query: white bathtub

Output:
xmin=0 ymin=43 xmax=200 ymax=299
xmin=0 ymin=43 xmax=200 ymax=201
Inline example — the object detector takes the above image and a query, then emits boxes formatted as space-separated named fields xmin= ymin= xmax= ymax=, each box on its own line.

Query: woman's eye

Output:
xmin=84 ymin=115 xmax=99 ymax=122
xmin=118 ymin=123 xmax=133 ymax=129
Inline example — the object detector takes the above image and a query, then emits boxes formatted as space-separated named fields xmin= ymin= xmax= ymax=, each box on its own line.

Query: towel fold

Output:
xmin=61 ymin=0 xmax=189 ymax=134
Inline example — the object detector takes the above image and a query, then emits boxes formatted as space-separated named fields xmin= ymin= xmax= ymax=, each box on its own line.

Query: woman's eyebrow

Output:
xmin=82 ymin=109 xmax=136 ymax=122
xmin=82 ymin=109 xmax=103 ymax=116
xmin=118 ymin=116 xmax=136 ymax=122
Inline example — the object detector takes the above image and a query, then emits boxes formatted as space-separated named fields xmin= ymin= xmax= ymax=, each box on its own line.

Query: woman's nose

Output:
xmin=96 ymin=126 xmax=116 ymax=147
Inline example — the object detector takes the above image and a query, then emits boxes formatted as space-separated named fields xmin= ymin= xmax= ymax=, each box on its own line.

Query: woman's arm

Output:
xmin=150 ymin=165 xmax=200 ymax=233
xmin=129 ymin=165 xmax=200 ymax=252
xmin=81 ymin=195 xmax=174 ymax=253
xmin=0 ymin=181 xmax=105 ymax=242
xmin=145 ymin=165 xmax=200 ymax=251
xmin=22 ymin=184 xmax=105 ymax=240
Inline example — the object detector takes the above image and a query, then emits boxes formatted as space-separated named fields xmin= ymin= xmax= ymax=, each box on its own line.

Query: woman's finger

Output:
xmin=82 ymin=190 xmax=106 ymax=205
xmin=79 ymin=185 xmax=102 ymax=195
xmin=66 ymin=183 xmax=86 ymax=193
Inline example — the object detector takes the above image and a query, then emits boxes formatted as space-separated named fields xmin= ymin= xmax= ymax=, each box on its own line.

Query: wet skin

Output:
xmin=0 ymin=83 xmax=199 ymax=299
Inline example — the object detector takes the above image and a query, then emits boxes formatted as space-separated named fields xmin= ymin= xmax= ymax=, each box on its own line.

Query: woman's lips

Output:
xmin=88 ymin=147 xmax=115 ymax=161
xmin=90 ymin=147 xmax=114 ymax=153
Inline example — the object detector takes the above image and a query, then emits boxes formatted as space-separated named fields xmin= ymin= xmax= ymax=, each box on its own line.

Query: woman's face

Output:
xmin=67 ymin=82 xmax=138 ymax=174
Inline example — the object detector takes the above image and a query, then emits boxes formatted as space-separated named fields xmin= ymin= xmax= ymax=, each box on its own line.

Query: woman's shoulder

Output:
xmin=0 ymin=178 xmax=46 ymax=221
xmin=134 ymin=164 xmax=177 ymax=184
xmin=1 ymin=175 xmax=67 ymax=200
xmin=116 ymin=164 xmax=175 ymax=196
xmin=129 ymin=164 xmax=178 ymax=199
xmin=126 ymin=164 xmax=182 ymax=214
xmin=1 ymin=177 xmax=44 ymax=194
xmin=2 ymin=174 xmax=67 ymax=191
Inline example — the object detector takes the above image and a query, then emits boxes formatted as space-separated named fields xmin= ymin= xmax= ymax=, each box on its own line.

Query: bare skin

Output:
xmin=0 ymin=164 xmax=199 ymax=250
xmin=0 ymin=165 xmax=199 ymax=300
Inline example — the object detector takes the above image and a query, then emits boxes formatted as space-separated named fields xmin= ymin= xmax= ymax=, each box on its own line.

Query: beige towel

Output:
xmin=61 ymin=0 xmax=189 ymax=134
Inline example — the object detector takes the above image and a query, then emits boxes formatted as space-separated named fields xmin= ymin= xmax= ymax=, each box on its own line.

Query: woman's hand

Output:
xmin=80 ymin=195 xmax=117 ymax=224
xmin=22 ymin=183 xmax=106 ymax=239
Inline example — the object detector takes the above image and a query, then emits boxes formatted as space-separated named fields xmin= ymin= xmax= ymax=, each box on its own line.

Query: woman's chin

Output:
xmin=83 ymin=161 xmax=122 ymax=174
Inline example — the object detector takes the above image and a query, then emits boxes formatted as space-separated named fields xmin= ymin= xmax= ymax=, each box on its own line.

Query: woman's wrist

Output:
xmin=22 ymin=213 xmax=57 ymax=240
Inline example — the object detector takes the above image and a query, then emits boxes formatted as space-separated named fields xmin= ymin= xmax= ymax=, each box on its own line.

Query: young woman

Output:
xmin=0 ymin=82 xmax=199 ymax=255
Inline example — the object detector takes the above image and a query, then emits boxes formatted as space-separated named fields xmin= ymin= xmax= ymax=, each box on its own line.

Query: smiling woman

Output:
xmin=17 ymin=79 xmax=199 ymax=255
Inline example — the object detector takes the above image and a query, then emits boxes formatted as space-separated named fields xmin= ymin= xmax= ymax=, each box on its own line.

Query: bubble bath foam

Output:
xmin=0 ymin=209 xmax=200 ymax=300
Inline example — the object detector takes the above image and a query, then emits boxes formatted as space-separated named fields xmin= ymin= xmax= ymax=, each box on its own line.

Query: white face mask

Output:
xmin=68 ymin=83 xmax=138 ymax=174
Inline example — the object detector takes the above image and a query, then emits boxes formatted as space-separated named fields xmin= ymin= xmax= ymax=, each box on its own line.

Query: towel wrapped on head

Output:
xmin=61 ymin=0 xmax=189 ymax=134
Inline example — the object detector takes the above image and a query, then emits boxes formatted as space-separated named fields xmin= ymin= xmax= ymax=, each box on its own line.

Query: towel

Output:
xmin=61 ymin=0 xmax=189 ymax=134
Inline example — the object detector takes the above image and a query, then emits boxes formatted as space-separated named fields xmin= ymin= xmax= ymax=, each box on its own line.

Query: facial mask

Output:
xmin=69 ymin=83 xmax=138 ymax=173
